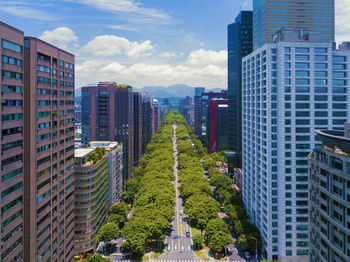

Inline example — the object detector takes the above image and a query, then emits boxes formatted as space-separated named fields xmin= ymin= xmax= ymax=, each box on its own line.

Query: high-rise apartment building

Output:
xmin=23 ymin=37 xmax=75 ymax=262
xmin=141 ymin=93 xmax=152 ymax=154
xmin=74 ymin=146 xmax=109 ymax=253
xmin=242 ymin=29 xmax=350 ymax=260
xmin=309 ymin=125 xmax=350 ymax=262
xmin=89 ymin=141 xmax=123 ymax=206
xmin=227 ymin=11 xmax=253 ymax=167
xmin=207 ymin=99 xmax=229 ymax=153
xmin=0 ymin=22 xmax=25 ymax=262
xmin=133 ymin=92 xmax=142 ymax=166
xmin=81 ymin=82 xmax=134 ymax=180
xmin=194 ymin=87 xmax=205 ymax=136
xmin=253 ymin=0 xmax=335 ymax=50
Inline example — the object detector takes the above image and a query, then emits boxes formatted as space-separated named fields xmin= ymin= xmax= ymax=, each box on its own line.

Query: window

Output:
xmin=1 ymin=55 xmax=22 ymax=67
xmin=333 ymin=56 xmax=346 ymax=62
xmin=2 ymin=85 xmax=22 ymax=93
xmin=2 ymin=70 xmax=22 ymax=80
xmin=2 ymin=39 xmax=22 ymax=53
xmin=296 ymin=87 xmax=309 ymax=93
xmin=296 ymin=79 xmax=309 ymax=85
xmin=296 ymin=62 xmax=309 ymax=69
xmin=333 ymin=64 xmax=346 ymax=70
xmin=315 ymin=71 xmax=327 ymax=77
xmin=315 ymin=63 xmax=327 ymax=69
xmin=315 ymin=55 xmax=327 ymax=61
xmin=314 ymin=47 xmax=327 ymax=53
xmin=1 ymin=113 xmax=22 ymax=122
xmin=296 ymin=47 xmax=309 ymax=53
xmin=296 ymin=71 xmax=309 ymax=77
xmin=296 ymin=55 xmax=309 ymax=60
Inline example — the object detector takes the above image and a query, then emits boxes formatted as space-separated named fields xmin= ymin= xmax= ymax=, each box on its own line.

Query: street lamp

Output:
xmin=249 ymin=237 xmax=258 ymax=261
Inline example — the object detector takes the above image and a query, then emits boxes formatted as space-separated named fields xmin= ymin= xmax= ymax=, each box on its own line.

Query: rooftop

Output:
xmin=315 ymin=129 xmax=350 ymax=154
xmin=75 ymin=148 xmax=95 ymax=158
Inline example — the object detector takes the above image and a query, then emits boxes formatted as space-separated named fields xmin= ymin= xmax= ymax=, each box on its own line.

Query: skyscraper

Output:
xmin=227 ymin=11 xmax=253 ymax=167
xmin=0 ymin=21 xmax=25 ymax=262
xmin=133 ymin=92 xmax=142 ymax=166
xmin=23 ymin=37 xmax=75 ymax=262
xmin=194 ymin=87 xmax=205 ymax=136
xmin=141 ymin=93 xmax=152 ymax=154
xmin=152 ymin=98 xmax=159 ymax=135
xmin=253 ymin=0 xmax=335 ymax=50
xmin=309 ymin=125 xmax=350 ymax=262
xmin=81 ymin=82 xmax=134 ymax=180
xmin=242 ymin=29 xmax=350 ymax=260
xmin=207 ymin=99 xmax=229 ymax=153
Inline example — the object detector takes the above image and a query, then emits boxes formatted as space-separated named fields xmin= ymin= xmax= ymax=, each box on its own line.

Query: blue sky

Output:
xmin=0 ymin=0 xmax=349 ymax=89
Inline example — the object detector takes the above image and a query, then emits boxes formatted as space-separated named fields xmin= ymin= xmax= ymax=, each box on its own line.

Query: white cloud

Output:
xmin=186 ymin=49 xmax=227 ymax=66
xmin=1 ymin=5 xmax=58 ymax=21
xmin=335 ymin=0 xmax=350 ymax=44
xmin=107 ymin=25 xmax=139 ymax=32
xmin=67 ymin=0 xmax=169 ymax=20
xmin=160 ymin=52 xmax=177 ymax=58
xmin=40 ymin=27 xmax=78 ymax=50
xmin=75 ymin=48 xmax=227 ymax=90
xmin=82 ymin=35 xmax=154 ymax=57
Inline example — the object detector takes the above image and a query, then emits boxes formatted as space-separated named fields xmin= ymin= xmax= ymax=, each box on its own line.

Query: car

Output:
xmin=186 ymin=232 xmax=190 ymax=238
xmin=179 ymin=210 xmax=184 ymax=215
xmin=245 ymin=251 xmax=251 ymax=259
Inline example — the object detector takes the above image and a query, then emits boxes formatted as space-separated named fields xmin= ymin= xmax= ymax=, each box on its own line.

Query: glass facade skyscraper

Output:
xmin=253 ymin=0 xmax=335 ymax=50
xmin=227 ymin=11 xmax=253 ymax=167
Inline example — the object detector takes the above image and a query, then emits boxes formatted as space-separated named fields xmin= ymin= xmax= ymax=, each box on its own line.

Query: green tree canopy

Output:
xmin=96 ymin=223 xmax=120 ymax=243
xmin=205 ymin=218 xmax=229 ymax=238
xmin=209 ymin=231 xmax=233 ymax=254
xmin=81 ymin=254 xmax=112 ymax=262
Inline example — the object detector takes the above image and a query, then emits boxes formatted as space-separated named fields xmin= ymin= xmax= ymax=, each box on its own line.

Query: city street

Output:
xmin=156 ymin=124 xmax=199 ymax=261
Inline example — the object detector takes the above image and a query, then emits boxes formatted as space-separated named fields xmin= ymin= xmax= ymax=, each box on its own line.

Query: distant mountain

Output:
xmin=135 ymin=84 xmax=223 ymax=98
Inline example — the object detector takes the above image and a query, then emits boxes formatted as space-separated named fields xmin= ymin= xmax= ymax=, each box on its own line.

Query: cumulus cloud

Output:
xmin=160 ymin=52 xmax=177 ymax=58
xmin=186 ymin=49 xmax=227 ymax=66
xmin=75 ymin=48 xmax=227 ymax=90
xmin=82 ymin=35 xmax=154 ymax=57
xmin=335 ymin=0 xmax=350 ymax=44
xmin=40 ymin=27 xmax=78 ymax=50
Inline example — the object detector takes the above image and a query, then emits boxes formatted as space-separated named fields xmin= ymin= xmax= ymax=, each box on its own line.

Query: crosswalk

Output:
xmin=165 ymin=242 xmax=192 ymax=252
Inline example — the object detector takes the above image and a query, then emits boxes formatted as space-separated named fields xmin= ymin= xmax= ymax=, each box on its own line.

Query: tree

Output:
xmin=121 ymin=233 xmax=146 ymax=254
xmin=107 ymin=214 xmax=126 ymax=228
xmin=96 ymin=223 xmax=119 ymax=243
xmin=209 ymin=232 xmax=233 ymax=254
xmin=234 ymin=219 xmax=251 ymax=236
xmin=192 ymin=234 xmax=205 ymax=250
xmin=110 ymin=202 xmax=130 ymax=216
xmin=238 ymin=233 xmax=263 ymax=254
xmin=205 ymin=218 xmax=229 ymax=238
xmin=81 ymin=254 xmax=112 ymax=262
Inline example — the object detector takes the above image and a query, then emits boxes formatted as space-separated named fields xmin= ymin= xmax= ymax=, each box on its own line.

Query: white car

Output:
xmin=179 ymin=210 xmax=184 ymax=215
xmin=245 ymin=252 xmax=251 ymax=259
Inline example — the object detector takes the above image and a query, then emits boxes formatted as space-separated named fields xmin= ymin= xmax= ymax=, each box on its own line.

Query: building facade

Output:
xmin=133 ymin=92 xmax=142 ymax=166
xmin=200 ymin=90 xmax=227 ymax=147
xmin=242 ymin=31 xmax=350 ymax=260
xmin=194 ymin=87 xmax=205 ymax=136
xmin=141 ymin=93 xmax=152 ymax=154
xmin=152 ymin=99 xmax=159 ymax=135
xmin=89 ymin=141 xmax=123 ymax=206
xmin=227 ymin=11 xmax=253 ymax=167
xmin=0 ymin=22 xmax=25 ymax=262
xmin=207 ymin=99 xmax=229 ymax=153
xmin=23 ymin=37 xmax=75 ymax=262
xmin=81 ymin=82 xmax=134 ymax=180
xmin=74 ymin=147 xmax=109 ymax=254
xmin=309 ymin=126 xmax=350 ymax=262
xmin=253 ymin=0 xmax=335 ymax=50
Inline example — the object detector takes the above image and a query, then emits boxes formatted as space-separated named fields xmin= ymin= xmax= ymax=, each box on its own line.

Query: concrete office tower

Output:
xmin=141 ymin=93 xmax=152 ymax=154
xmin=253 ymin=0 xmax=335 ymax=50
xmin=194 ymin=87 xmax=205 ymax=136
xmin=81 ymin=82 xmax=134 ymax=180
xmin=74 ymin=147 xmax=109 ymax=253
xmin=207 ymin=99 xmax=229 ymax=153
xmin=133 ymin=92 xmax=142 ymax=166
xmin=227 ymin=11 xmax=253 ymax=167
xmin=242 ymin=29 xmax=350 ymax=261
xmin=309 ymin=125 xmax=350 ymax=262
xmin=89 ymin=141 xmax=123 ymax=206
xmin=23 ymin=37 xmax=75 ymax=262
xmin=0 ymin=22 xmax=24 ymax=262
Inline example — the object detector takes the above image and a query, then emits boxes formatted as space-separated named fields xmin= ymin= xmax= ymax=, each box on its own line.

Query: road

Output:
xmin=157 ymin=123 xmax=199 ymax=261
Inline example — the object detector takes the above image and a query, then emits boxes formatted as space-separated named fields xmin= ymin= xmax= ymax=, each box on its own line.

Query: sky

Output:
xmin=0 ymin=0 xmax=349 ymax=90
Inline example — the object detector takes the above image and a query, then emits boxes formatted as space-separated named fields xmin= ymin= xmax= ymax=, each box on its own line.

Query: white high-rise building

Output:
xmin=242 ymin=29 xmax=350 ymax=261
